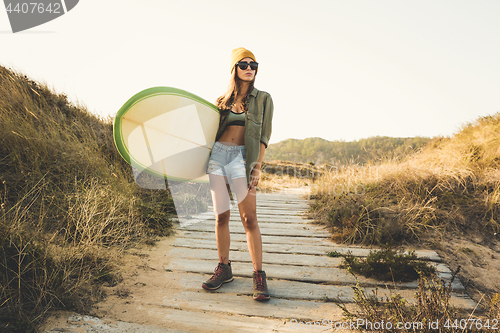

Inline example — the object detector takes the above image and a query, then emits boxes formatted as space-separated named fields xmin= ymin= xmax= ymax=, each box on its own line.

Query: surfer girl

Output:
xmin=203 ymin=47 xmax=274 ymax=301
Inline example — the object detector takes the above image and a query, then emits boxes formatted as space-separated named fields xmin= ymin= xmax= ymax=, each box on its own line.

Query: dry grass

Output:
xmin=0 ymin=65 xmax=175 ymax=331
xmin=305 ymin=113 xmax=500 ymax=328
xmin=338 ymin=269 xmax=500 ymax=332
xmin=308 ymin=114 xmax=500 ymax=245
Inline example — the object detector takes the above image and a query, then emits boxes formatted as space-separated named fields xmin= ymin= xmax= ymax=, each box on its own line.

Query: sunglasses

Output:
xmin=236 ymin=61 xmax=259 ymax=71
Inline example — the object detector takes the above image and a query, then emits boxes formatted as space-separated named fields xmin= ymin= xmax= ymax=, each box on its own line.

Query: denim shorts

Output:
xmin=206 ymin=141 xmax=246 ymax=181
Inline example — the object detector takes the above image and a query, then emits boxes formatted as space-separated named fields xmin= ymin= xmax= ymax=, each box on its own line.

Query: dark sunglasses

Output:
xmin=236 ymin=61 xmax=259 ymax=71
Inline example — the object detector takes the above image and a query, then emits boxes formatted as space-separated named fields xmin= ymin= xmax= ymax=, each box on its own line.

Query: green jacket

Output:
xmin=214 ymin=87 xmax=274 ymax=184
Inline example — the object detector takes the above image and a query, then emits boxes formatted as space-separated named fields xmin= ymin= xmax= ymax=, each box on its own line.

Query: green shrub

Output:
xmin=340 ymin=248 xmax=435 ymax=282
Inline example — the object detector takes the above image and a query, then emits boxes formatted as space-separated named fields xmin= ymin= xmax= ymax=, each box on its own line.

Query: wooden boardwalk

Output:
xmin=42 ymin=191 xmax=475 ymax=332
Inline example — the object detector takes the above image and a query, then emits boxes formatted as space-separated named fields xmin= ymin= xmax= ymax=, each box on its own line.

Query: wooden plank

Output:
xmin=178 ymin=216 xmax=317 ymax=224
xmin=223 ymin=196 xmax=310 ymax=203
xmin=172 ymin=237 xmax=442 ymax=262
xmin=175 ymin=231 xmax=441 ymax=261
xmin=160 ymin=271 xmax=476 ymax=310
xmin=128 ymin=306 xmax=341 ymax=333
xmin=178 ymin=208 xmax=311 ymax=218
xmin=69 ymin=305 xmax=314 ymax=333
xmin=255 ymin=204 xmax=310 ymax=209
xmin=166 ymin=248 xmax=460 ymax=282
xmin=165 ymin=258 xmax=462 ymax=290
xmin=150 ymin=290 xmax=344 ymax=321
xmin=173 ymin=238 xmax=337 ymax=254
xmin=166 ymin=258 xmax=358 ymax=285
xmin=167 ymin=247 xmax=343 ymax=267
xmin=172 ymin=237 xmax=346 ymax=253
xmin=213 ymin=207 xmax=310 ymax=215
xmin=177 ymin=220 xmax=322 ymax=230
xmin=177 ymin=224 xmax=331 ymax=238
xmin=176 ymin=231 xmax=339 ymax=246
xmin=162 ymin=270 xmax=367 ymax=302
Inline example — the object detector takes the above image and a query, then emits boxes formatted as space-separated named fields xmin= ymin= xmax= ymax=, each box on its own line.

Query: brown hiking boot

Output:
xmin=202 ymin=261 xmax=233 ymax=290
xmin=252 ymin=270 xmax=270 ymax=301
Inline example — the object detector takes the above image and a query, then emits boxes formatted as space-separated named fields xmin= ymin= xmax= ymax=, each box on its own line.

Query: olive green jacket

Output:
xmin=214 ymin=87 xmax=274 ymax=184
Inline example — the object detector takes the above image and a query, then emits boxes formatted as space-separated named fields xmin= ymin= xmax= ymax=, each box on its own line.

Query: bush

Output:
xmin=340 ymin=248 xmax=435 ymax=282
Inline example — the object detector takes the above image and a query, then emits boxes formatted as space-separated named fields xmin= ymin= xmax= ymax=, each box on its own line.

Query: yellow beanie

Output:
xmin=230 ymin=47 xmax=257 ymax=73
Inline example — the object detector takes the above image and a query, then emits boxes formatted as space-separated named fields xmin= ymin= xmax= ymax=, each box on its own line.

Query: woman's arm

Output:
xmin=249 ymin=92 xmax=273 ymax=189
xmin=259 ymin=94 xmax=273 ymax=148
xmin=255 ymin=142 xmax=266 ymax=170
xmin=249 ymin=142 xmax=266 ymax=189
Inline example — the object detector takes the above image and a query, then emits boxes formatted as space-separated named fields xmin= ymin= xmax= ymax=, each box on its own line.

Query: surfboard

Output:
xmin=113 ymin=87 xmax=220 ymax=183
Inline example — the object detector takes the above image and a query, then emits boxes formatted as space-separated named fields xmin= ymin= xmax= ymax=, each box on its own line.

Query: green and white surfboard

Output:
xmin=113 ymin=87 xmax=220 ymax=183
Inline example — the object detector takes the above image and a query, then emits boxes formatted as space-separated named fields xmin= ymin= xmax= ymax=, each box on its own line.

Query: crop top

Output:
xmin=226 ymin=110 xmax=246 ymax=127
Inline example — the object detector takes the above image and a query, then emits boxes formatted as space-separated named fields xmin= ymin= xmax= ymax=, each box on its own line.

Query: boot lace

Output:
xmin=254 ymin=272 xmax=266 ymax=291
xmin=209 ymin=263 xmax=224 ymax=281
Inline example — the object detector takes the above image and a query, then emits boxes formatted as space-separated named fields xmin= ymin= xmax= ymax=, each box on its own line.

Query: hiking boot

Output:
xmin=252 ymin=270 xmax=270 ymax=301
xmin=202 ymin=261 xmax=233 ymax=290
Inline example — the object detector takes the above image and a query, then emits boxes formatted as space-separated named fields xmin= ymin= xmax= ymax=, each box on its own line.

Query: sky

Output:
xmin=1 ymin=0 xmax=500 ymax=145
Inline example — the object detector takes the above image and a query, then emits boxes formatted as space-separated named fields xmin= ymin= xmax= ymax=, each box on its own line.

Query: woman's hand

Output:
xmin=249 ymin=143 xmax=266 ymax=190
xmin=248 ymin=167 xmax=261 ymax=190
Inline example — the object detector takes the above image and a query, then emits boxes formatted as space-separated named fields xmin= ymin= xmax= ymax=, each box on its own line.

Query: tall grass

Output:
xmin=308 ymin=113 xmax=500 ymax=245
xmin=0 ymin=65 xmax=176 ymax=330
xmin=306 ymin=116 xmax=500 ymax=329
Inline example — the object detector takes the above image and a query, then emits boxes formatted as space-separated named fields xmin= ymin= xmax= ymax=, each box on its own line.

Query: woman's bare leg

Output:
xmin=209 ymin=174 xmax=232 ymax=264
xmin=232 ymin=178 xmax=262 ymax=271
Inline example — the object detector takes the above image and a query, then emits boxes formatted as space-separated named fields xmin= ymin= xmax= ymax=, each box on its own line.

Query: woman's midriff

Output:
xmin=218 ymin=125 xmax=245 ymax=146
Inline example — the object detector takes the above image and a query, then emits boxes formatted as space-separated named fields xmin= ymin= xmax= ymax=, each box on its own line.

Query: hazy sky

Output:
xmin=1 ymin=0 xmax=499 ymax=144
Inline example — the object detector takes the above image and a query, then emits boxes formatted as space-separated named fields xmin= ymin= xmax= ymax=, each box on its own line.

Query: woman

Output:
xmin=203 ymin=47 xmax=273 ymax=301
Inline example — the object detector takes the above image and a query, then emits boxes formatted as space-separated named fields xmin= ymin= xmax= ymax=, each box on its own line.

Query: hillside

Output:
xmin=0 ymin=65 xmax=177 ymax=330
xmin=309 ymin=114 xmax=500 ymax=244
xmin=266 ymin=136 xmax=431 ymax=165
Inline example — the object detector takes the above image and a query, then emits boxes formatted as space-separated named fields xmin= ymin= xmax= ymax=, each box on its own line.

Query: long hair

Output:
xmin=215 ymin=68 xmax=255 ymax=115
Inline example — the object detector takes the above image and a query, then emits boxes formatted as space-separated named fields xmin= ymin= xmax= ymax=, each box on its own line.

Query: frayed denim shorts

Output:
xmin=206 ymin=141 xmax=246 ymax=181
